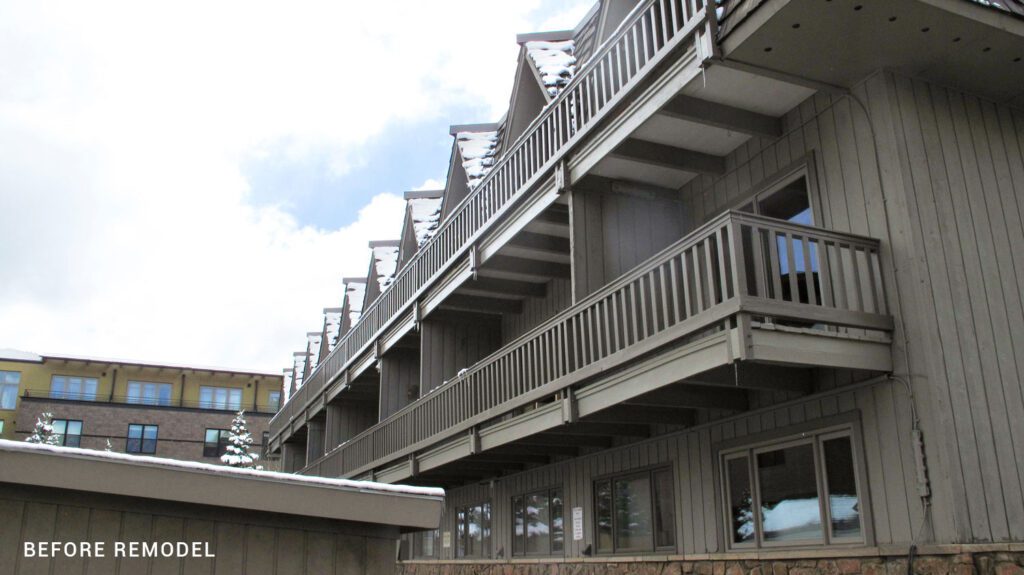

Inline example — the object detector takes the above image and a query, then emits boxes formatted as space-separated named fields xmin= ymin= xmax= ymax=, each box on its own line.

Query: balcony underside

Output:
xmin=370 ymin=322 xmax=891 ymax=487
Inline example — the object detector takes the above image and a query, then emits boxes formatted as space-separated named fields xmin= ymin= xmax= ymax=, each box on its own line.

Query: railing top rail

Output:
xmin=272 ymin=0 xmax=706 ymax=431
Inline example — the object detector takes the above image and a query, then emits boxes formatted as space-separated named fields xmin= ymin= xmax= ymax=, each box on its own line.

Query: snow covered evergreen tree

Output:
xmin=25 ymin=412 xmax=60 ymax=445
xmin=220 ymin=410 xmax=262 ymax=470
xmin=105 ymin=438 xmax=113 ymax=452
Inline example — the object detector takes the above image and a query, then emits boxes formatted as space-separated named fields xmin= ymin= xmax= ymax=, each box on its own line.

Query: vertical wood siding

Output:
xmin=502 ymin=278 xmax=573 ymax=343
xmin=421 ymin=317 xmax=502 ymax=395
xmin=380 ymin=348 xmax=421 ymax=420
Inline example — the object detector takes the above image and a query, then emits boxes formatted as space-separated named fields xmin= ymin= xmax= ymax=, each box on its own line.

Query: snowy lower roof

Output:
xmin=0 ymin=440 xmax=444 ymax=529
xmin=372 ymin=244 xmax=400 ymax=292
xmin=0 ymin=348 xmax=43 ymax=362
xmin=456 ymin=130 xmax=500 ymax=190
xmin=408 ymin=197 xmax=443 ymax=247
xmin=525 ymin=40 xmax=576 ymax=98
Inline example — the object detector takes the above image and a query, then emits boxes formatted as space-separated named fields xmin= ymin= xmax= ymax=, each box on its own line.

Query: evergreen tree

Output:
xmin=25 ymin=412 xmax=60 ymax=445
xmin=221 ymin=410 xmax=262 ymax=470
xmin=105 ymin=438 xmax=113 ymax=452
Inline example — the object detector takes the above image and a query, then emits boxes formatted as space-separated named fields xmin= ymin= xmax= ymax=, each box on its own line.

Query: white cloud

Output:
xmin=0 ymin=0 xmax=595 ymax=372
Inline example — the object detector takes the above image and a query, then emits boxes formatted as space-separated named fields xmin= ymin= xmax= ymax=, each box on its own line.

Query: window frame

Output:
xmin=592 ymin=466 xmax=676 ymax=555
xmin=203 ymin=428 xmax=231 ymax=458
xmin=268 ymin=391 xmax=281 ymax=411
xmin=0 ymin=370 xmax=21 ymax=410
xmin=126 ymin=423 xmax=159 ymax=454
xmin=511 ymin=486 xmax=565 ymax=557
xmin=199 ymin=385 xmax=243 ymax=411
xmin=50 ymin=375 xmax=99 ymax=401
xmin=717 ymin=418 xmax=871 ymax=551
xmin=51 ymin=419 xmax=83 ymax=447
xmin=126 ymin=381 xmax=173 ymax=406
xmin=454 ymin=500 xmax=492 ymax=559
xmin=727 ymin=153 xmax=822 ymax=226
xmin=411 ymin=529 xmax=439 ymax=559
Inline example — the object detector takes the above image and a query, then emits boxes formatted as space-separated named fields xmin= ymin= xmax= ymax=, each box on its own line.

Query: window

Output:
xmin=455 ymin=502 xmax=491 ymax=558
xmin=204 ymin=428 xmax=230 ymax=457
xmin=126 ymin=381 xmax=172 ymax=406
xmin=126 ymin=424 xmax=158 ymax=454
xmin=512 ymin=488 xmax=564 ymax=556
xmin=199 ymin=386 xmax=242 ymax=410
xmin=1 ymin=371 xmax=21 ymax=410
xmin=268 ymin=391 xmax=281 ymax=411
xmin=0 ymin=420 xmax=5 ymax=434
xmin=411 ymin=529 xmax=439 ymax=559
xmin=722 ymin=428 xmax=864 ymax=549
xmin=50 ymin=376 xmax=98 ymax=401
xmin=594 ymin=468 xmax=675 ymax=554
xmin=52 ymin=419 xmax=83 ymax=447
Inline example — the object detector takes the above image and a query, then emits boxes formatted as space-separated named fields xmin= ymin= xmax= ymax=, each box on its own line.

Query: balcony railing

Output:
xmin=21 ymin=390 xmax=280 ymax=415
xmin=271 ymin=0 xmax=714 ymax=437
xmin=304 ymin=212 xmax=893 ymax=477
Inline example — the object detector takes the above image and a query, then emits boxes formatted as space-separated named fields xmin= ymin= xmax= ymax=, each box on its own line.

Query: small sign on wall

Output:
xmin=572 ymin=507 xmax=584 ymax=541
xmin=442 ymin=531 xmax=451 ymax=548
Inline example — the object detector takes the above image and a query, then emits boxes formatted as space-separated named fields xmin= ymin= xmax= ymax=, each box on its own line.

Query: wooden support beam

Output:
xmin=586 ymin=405 xmax=697 ymax=426
xmin=629 ymin=384 xmax=749 ymax=411
xmin=559 ymin=422 xmax=650 ymax=438
xmin=470 ymin=453 xmax=551 ymax=465
xmin=486 ymin=444 xmax=580 ymax=457
xmin=610 ymin=138 xmax=727 ymax=176
xmin=509 ymin=232 xmax=571 ymax=254
xmin=659 ymin=94 xmax=783 ymax=139
xmin=442 ymin=461 xmax=526 ymax=474
xmin=520 ymin=434 xmax=614 ymax=449
xmin=693 ymin=363 xmax=814 ymax=394
xmin=459 ymin=277 xmax=548 ymax=298
xmin=483 ymin=256 xmax=572 ymax=279
xmin=440 ymin=294 xmax=524 ymax=314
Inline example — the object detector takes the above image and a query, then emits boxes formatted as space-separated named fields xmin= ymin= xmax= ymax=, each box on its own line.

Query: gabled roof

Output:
xmin=500 ymin=42 xmax=555 ymax=152
xmin=281 ymin=367 xmax=293 ymax=401
xmin=523 ymin=37 xmax=577 ymax=99
xmin=398 ymin=190 xmax=444 ymax=268
xmin=364 ymin=240 xmax=400 ymax=307
xmin=304 ymin=331 xmax=323 ymax=377
xmin=291 ymin=351 xmax=308 ymax=390
xmin=341 ymin=278 xmax=367 ymax=334
xmin=321 ymin=307 xmax=344 ymax=357
xmin=440 ymin=122 xmax=502 ymax=221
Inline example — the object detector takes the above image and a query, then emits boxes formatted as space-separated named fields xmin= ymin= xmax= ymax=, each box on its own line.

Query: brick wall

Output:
xmin=397 ymin=551 xmax=1024 ymax=575
xmin=15 ymin=397 xmax=275 ymax=466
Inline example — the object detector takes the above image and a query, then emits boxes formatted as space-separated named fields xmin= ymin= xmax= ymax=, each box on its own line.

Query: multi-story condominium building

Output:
xmin=0 ymin=349 xmax=282 ymax=465
xmin=269 ymin=0 xmax=1024 ymax=572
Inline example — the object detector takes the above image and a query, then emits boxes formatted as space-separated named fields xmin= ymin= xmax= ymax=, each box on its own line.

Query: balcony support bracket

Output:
xmin=469 ymin=427 xmax=481 ymax=455
xmin=561 ymin=389 xmax=578 ymax=424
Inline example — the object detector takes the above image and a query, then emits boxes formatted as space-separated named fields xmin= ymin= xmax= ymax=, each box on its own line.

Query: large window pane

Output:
xmin=595 ymin=480 xmax=613 ymax=552
xmin=525 ymin=493 xmax=550 ymax=554
xmin=512 ymin=495 xmax=524 ymax=556
xmin=551 ymin=489 xmax=564 ymax=553
xmin=727 ymin=456 xmax=755 ymax=544
xmin=456 ymin=508 xmax=467 ymax=557
xmin=653 ymin=469 xmax=675 ymax=549
xmin=614 ymin=475 xmax=652 ymax=552
xmin=757 ymin=444 xmax=822 ymax=543
xmin=51 ymin=376 xmax=66 ymax=398
xmin=823 ymin=436 xmax=861 ymax=539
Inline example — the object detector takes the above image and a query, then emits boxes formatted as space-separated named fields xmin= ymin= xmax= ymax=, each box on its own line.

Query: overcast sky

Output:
xmin=0 ymin=0 xmax=592 ymax=372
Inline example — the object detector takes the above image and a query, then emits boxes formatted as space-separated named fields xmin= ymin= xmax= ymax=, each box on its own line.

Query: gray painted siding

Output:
xmin=326 ymin=401 xmax=376 ymax=450
xmin=571 ymin=180 xmax=685 ymax=300
xmin=380 ymin=348 xmax=420 ymax=420
xmin=421 ymin=317 xmax=502 ymax=396
xmin=879 ymin=72 xmax=1024 ymax=543
xmin=501 ymin=278 xmax=573 ymax=343
xmin=436 ymin=378 xmax=917 ymax=559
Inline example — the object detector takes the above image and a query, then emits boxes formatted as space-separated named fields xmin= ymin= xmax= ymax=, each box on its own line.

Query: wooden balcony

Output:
xmin=269 ymin=0 xmax=716 ymax=444
xmin=301 ymin=211 xmax=894 ymax=480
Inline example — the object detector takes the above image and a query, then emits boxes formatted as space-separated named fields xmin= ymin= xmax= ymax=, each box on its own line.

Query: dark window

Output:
xmin=126 ymin=424 xmax=158 ymax=454
xmin=455 ymin=502 xmax=491 ymax=558
xmin=204 ymin=428 xmax=230 ymax=457
xmin=511 ymin=488 xmax=564 ymax=556
xmin=594 ymin=468 xmax=675 ymax=554
xmin=52 ymin=419 xmax=83 ymax=447
xmin=722 ymin=429 xmax=864 ymax=549
xmin=412 ymin=529 xmax=438 ymax=559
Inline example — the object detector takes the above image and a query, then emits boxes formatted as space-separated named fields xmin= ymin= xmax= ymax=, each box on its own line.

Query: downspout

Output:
xmin=108 ymin=368 xmax=117 ymax=402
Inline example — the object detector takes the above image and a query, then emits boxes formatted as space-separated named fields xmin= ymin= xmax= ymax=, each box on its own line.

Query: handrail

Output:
xmin=22 ymin=390 xmax=280 ymax=414
xmin=271 ymin=0 xmax=711 ymax=438
xmin=305 ymin=212 xmax=892 ymax=477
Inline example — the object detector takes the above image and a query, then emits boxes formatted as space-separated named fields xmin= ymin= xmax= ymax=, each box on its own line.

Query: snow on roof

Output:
xmin=372 ymin=245 xmax=400 ymax=292
xmin=525 ymin=40 xmax=577 ymax=98
xmin=456 ymin=131 xmax=500 ymax=190
xmin=306 ymin=332 xmax=323 ymax=369
xmin=409 ymin=197 xmax=443 ymax=247
xmin=0 ymin=348 xmax=43 ymax=362
xmin=323 ymin=308 xmax=343 ymax=353
xmin=282 ymin=368 xmax=293 ymax=402
xmin=292 ymin=353 xmax=306 ymax=388
xmin=0 ymin=439 xmax=445 ymax=497
xmin=345 ymin=281 xmax=367 ymax=327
